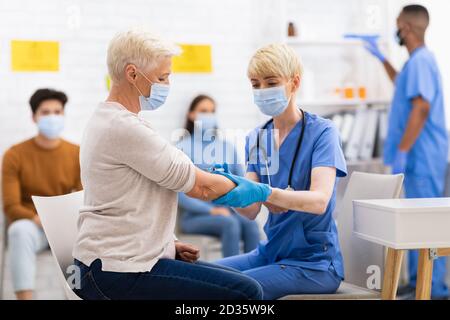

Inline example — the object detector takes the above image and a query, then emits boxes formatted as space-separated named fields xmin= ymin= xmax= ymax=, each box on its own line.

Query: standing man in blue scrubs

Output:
xmin=362 ymin=4 xmax=448 ymax=299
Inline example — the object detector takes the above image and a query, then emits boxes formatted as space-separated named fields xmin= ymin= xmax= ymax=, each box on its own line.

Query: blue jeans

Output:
xmin=7 ymin=219 xmax=49 ymax=292
xmin=216 ymin=250 xmax=341 ymax=300
xmin=404 ymin=174 xmax=449 ymax=298
xmin=181 ymin=211 xmax=260 ymax=257
xmin=72 ymin=258 xmax=263 ymax=300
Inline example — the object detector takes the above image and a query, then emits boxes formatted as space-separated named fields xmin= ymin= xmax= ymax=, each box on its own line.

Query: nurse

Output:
xmin=212 ymin=44 xmax=348 ymax=300
xmin=361 ymin=5 xmax=448 ymax=299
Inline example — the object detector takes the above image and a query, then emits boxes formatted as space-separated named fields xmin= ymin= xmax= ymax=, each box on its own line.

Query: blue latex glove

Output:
xmin=212 ymin=171 xmax=272 ymax=208
xmin=344 ymin=34 xmax=386 ymax=62
xmin=392 ymin=150 xmax=408 ymax=174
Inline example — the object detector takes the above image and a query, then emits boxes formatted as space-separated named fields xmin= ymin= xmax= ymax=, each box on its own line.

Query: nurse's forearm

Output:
xmin=267 ymin=188 xmax=330 ymax=215
xmin=398 ymin=97 xmax=430 ymax=151
xmin=186 ymin=168 xmax=236 ymax=201
xmin=265 ymin=167 xmax=336 ymax=215
xmin=383 ymin=60 xmax=398 ymax=83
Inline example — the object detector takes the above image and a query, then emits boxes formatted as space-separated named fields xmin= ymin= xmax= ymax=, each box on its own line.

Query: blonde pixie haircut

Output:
xmin=107 ymin=29 xmax=181 ymax=83
xmin=247 ymin=44 xmax=303 ymax=80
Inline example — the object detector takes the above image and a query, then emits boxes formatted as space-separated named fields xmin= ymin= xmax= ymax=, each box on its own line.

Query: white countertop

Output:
xmin=353 ymin=198 xmax=450 ymax=213
xmin=353 ymin=198 xmax=450 ymax=249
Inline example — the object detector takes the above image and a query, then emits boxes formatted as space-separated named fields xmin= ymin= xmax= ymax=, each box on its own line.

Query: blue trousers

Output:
xmin=215 ymin=250 xmax=341 ymax=300
xmin=181 ymin=211 xmax=260 ymax=257
xmin=404 ymin=174 xmax=449 ymax=298
xmin=7 ymin=219 xmax=49 ymax=292
xmin=73 ymin=258 xmax=263 ymax=300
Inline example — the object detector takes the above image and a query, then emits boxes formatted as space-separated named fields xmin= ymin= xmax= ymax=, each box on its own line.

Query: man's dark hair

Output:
xmin=402 ymin=4 xmax=430 ymax=24
xmin=29 ymin=88 xmax=68 ymax=114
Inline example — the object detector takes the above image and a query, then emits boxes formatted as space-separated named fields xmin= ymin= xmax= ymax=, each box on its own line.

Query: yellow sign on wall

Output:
xmin=172 ymin=44 xmax=212 ymax=73
xmin=11 ymin=40 xmax=59 ymax=72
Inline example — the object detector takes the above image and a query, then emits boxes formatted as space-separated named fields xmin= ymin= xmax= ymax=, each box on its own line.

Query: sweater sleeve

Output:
xmin=110 ymin=114 xmax=196 ymax=193
xmin=1 ymin=148 xmax=36 ymax=221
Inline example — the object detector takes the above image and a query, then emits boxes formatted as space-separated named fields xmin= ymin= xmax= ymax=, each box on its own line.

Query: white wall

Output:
xmin=0 ymin=0 xmax=272 ymax=159
xmin=1 ymin=0 xmax=449 ymax=158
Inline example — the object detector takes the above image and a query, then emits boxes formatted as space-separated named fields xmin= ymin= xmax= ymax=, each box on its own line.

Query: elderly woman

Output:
xmin=72 ymin=30 xmax=270 ymax=300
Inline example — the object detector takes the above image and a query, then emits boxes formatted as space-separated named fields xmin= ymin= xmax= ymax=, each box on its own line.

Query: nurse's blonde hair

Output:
xmin=107 ymin=28 xmax=181 ymax=83
xmin=247 ymin=44 xmax=303 ymax=80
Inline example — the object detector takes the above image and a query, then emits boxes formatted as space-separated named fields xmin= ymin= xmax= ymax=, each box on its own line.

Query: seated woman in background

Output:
xmin=177 ymin=95 xmax=260 ymax=258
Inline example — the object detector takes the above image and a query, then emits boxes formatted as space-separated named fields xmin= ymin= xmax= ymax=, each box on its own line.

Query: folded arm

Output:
xmin=232 ymin=172 xmax=263 ymax=220
xmin=185 ymin=168 xmax=235 ymax=202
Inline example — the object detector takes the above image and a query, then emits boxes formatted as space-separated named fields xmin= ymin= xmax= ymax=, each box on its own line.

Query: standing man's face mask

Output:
xmin=253 ymin=85 xmax=291 ymax=117
xmin=134 ymin=70 xmax=170 ymax=111
xmin=37 ymin=114 xmax=65 ymax=139
xmin=396 ymin=28 xmax=406 ymax=46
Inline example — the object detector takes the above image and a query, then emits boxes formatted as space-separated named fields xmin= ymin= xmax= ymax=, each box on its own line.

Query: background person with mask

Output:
xmin=177 ymin=95 xmax=260 ymax=258
xmin=360 ymin=4 xmax=448 ymax=299
xmin=1 ymin=88 xmax=82 ymax=300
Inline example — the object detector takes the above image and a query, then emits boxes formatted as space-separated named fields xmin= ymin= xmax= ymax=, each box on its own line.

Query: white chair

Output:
xmin=281 ymin=171 xmax=404 ymax=300
xmin=32 ymin=191 xmax=83 ymax=300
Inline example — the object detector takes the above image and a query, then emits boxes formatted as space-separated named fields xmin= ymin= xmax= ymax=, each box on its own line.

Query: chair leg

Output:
xmin=381 ymin=248 xmax=404 ymax=300
xmin=415 ymin=249 xmax=433 ymax=300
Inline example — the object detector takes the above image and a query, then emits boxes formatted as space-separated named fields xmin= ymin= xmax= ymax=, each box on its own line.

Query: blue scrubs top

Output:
xmin=246 ymin=112 xmax=347 ymax=279
xmin=384 ymin=46 xmax=448 ymax=178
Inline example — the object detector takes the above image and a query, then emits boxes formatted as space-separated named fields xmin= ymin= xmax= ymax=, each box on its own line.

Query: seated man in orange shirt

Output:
xmin=1 ymin=88 xmax=82 ymax=300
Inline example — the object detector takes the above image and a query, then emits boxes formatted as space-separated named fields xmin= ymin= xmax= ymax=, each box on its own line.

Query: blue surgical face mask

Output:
xmin=37 ymin=114 xmax=65 ymax=139
xmin=135 ymin=70 xmax=170 ymax=111
xmin=253 ymin=85 xmax=291 ymax=117
xmin=195 ymin=113 xmax=217 ymax=132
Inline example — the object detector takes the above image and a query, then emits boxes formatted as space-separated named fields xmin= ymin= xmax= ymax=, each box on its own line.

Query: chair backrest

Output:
xmin=32 ymin=191 xmax=84 ymax=300
xmin=335 ymin=172 xmax=404 ymax=289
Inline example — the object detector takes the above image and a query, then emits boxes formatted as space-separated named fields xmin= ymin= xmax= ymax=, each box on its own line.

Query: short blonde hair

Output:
xmin=107 ymin=29 xmax=181 ymax=82
xmin=247 ymin=44 xmax=303 ymax=80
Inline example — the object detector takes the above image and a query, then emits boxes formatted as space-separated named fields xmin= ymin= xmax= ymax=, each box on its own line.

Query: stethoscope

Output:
xmin=247 ymin=109 xmax=306 ymax=191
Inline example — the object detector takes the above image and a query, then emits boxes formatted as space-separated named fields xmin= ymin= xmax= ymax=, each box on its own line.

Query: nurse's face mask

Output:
xmin=133 ymin=69 xmax=170 ymax=111
xmin=253 ymin=80 xmax=293 ymax=117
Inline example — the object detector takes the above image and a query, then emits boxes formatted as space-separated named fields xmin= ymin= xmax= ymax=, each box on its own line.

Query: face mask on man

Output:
xmin=253 ymin=85 xmax=291 ymax=117
xmin=134 ymin=70 xmax=170 ymax=111
xmin=37 ymin=114 xmax=65 ymax=139
xmin=396 ymin=28 xmax=406 ymax=46
xmin=195 ymin=113 xmax=217 ymax=132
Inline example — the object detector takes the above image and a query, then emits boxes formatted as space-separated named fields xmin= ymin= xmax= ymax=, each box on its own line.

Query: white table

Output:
xmin=353 ymin=198 xmax=450 ymax=300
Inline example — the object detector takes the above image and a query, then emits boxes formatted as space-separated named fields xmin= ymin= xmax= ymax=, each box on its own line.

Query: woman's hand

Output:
xmin=175 ymin=241 xmax=200 ymax=263
xmin=210 ymin=207 xmax=231 ymax=217
xmin=263 ymin=202 xmax=288 ymax=214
